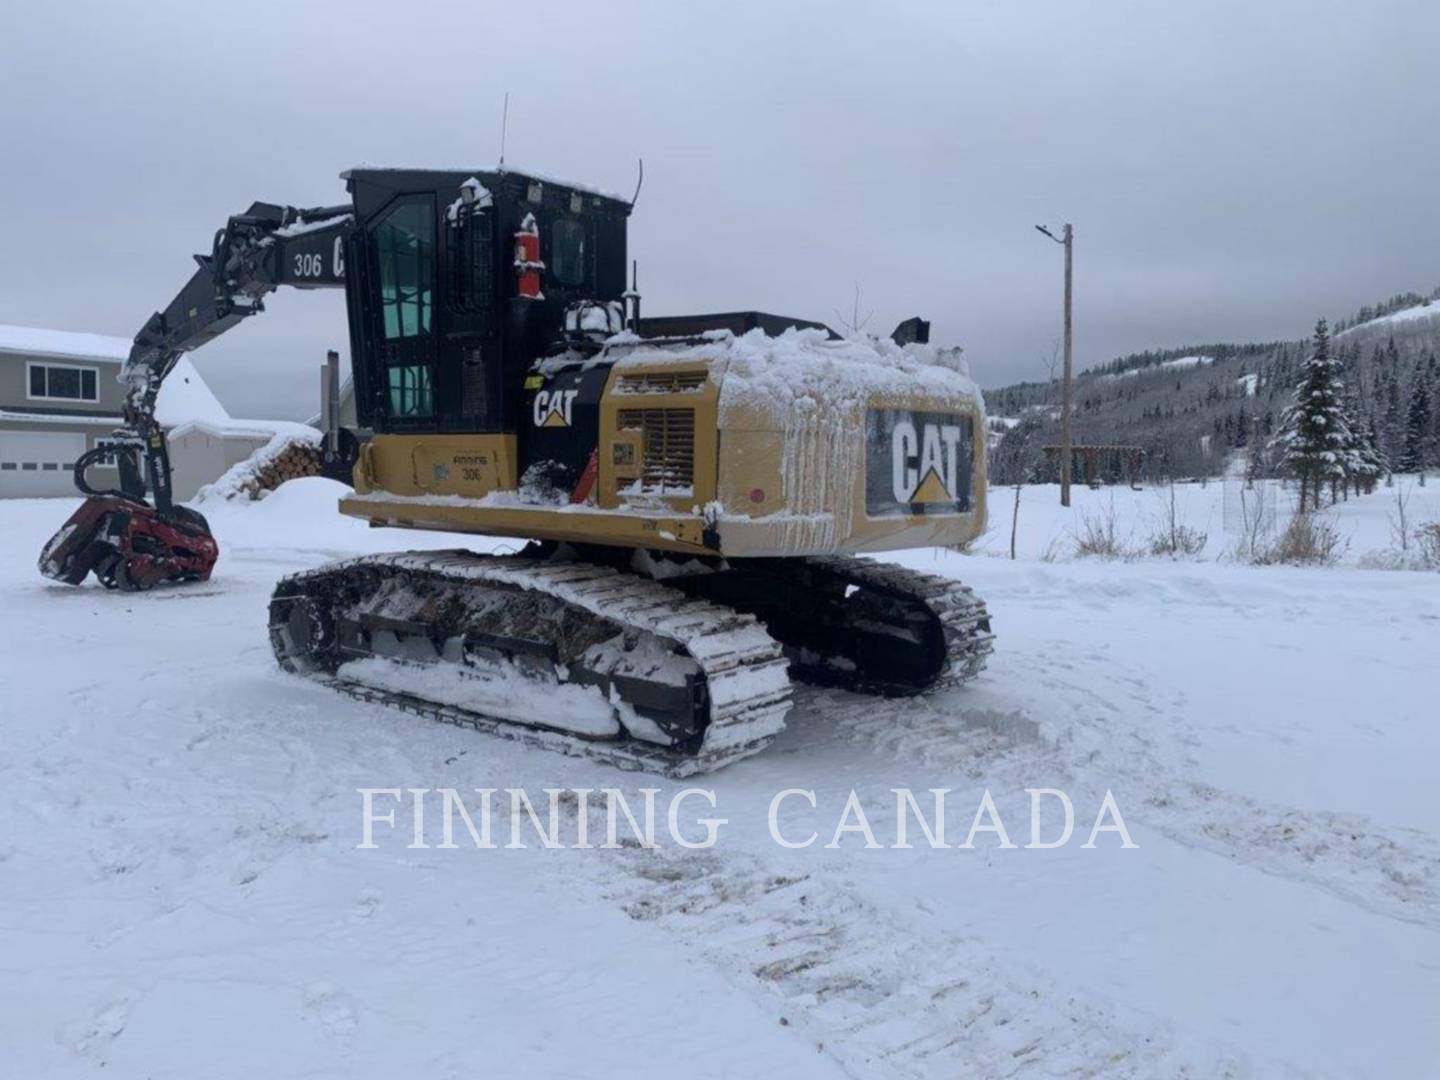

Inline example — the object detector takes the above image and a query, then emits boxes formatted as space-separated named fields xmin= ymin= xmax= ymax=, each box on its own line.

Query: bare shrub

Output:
xmin=1246 ymin=512 xmax=1347 ymax=567
xmin=1147 ymin=482 xmax=1208 ymax=558
xmin=1228 ymin=484 xmax=1275 ymax=564
xmin=1150 ymin=526 xmax=1207 ymax=558
xmin=1389 ymin=486 xmax=1413 ymax=552
xmin=1071 ymin=499 xmax=1131 ymax=559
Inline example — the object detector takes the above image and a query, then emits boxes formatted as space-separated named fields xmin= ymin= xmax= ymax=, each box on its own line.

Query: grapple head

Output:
xmin=39 ymin=495 xmax=218 ymax=591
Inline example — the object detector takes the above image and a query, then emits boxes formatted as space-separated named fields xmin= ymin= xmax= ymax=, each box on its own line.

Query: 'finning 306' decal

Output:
xmin=865 ymin=409 xmax=974 ymax=516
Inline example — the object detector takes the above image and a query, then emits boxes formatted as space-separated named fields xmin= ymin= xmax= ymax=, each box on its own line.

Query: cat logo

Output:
xmin=891 ymin=419 xmax=964 ymax=504
xmin=533 ymin=388 xmax=578 ymax=428
xmin=865 ymin=409 xmax=974 ymax=517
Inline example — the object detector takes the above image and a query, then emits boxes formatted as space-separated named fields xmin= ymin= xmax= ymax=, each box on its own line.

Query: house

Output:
xmin=0 ymin=323 xmax=307 ymax=500
xmin=0 ymin=325 xmax=130 ymax=498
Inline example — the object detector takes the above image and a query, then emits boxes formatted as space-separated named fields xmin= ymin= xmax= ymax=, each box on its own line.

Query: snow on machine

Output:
xmin=39 ymin=166 xmax=993 ymax=773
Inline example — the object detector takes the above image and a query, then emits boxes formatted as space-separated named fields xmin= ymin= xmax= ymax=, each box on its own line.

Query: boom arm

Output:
xmin=94 ymin=202 xmax=353 ymax=511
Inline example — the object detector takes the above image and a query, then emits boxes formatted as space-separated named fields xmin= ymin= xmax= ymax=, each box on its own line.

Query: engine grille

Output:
xmin=461 ymin=346 xmax=488 ymax=417
xmin=613 ymin=370 xmax=708 ymax=395
xmin=617 ymin=408 xmax=695 ymax=492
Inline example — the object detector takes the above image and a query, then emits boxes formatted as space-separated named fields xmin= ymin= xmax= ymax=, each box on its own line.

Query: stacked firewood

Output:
xmin=237 ymin=440 xmax=322 ymax=499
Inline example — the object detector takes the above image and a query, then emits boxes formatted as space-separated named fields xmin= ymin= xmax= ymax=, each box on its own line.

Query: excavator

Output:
xmin=38 ymin=167 xmax=993 ymax=773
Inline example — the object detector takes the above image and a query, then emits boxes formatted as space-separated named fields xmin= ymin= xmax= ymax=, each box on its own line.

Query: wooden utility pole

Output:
xmin=1060 ymin=223 xmax=1074 ymax=507
xmin=1036 ymin=223 xmax=1075 ymax=506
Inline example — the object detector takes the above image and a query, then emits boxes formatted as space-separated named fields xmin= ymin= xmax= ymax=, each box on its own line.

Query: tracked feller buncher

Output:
xmin=39 ymin=167 xmax=993 ymax=774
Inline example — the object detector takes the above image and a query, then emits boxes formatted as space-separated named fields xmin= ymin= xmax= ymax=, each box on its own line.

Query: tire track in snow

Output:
xmin=1030 ymin=659 xmax=1440 ymax=932
xmin=805 ymin=658 xmax=1440 ymax=933
xmin=600 ymin=845 xmax=1250 ymax=1079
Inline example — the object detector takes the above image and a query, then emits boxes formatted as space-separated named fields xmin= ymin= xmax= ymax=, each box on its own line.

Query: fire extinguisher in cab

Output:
xmin=514 ymin=213 xmax=544 ymax=299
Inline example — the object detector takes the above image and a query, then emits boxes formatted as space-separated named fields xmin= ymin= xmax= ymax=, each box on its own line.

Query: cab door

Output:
xmin=367 ymin=197 xmax=438 ymax=431
xmin=443 ymin=195 xmax=504 ymax=433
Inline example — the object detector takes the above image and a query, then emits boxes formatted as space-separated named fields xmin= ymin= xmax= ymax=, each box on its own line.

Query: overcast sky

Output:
xmin=3 ymin=0 xmax=1438 ymax=417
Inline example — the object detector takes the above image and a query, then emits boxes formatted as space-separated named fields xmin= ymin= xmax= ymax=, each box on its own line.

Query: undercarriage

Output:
xmin=268 ymin=547 xmax=993 ymax=774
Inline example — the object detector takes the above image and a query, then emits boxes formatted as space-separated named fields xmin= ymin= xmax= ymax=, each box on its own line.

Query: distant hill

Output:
xmin=984 ymin=290 xmax=1440 ymax=484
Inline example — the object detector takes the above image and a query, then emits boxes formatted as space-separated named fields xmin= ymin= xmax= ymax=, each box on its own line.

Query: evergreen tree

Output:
xmin=1338 ymin=361 xmax=1368 ymax=498
xmin=1433 ymin=367 xmax=1440 ymax=469
xmin=1270 ymin=319 xmax=1351 ymax=511
xmin=1351 ymin=412 xmax=1386 ymax=494
xmin=1429 ymin=356 xmax=1440 ymax=469
xmin=1381 ymin=370 xmax=1405 ymax=467
xmin=1400 ymin=376 xmax=1433 ymax=473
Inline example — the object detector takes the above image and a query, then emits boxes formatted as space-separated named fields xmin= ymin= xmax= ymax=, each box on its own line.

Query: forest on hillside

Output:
xmin=985 ymin=293 xmax=1440 ymax=485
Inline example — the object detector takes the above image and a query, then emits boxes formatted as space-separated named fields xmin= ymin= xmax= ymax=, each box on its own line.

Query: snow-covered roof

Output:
xmin=154 ymin=356 xmax=232 ymax=428
xmin=0 ymin=408 xmax=121 ymax=427
xmin=341 ymin=163 xmax=631 ymax=204
xmin=0 ymin=323 xmax=129 ymax=363
xmin=169 ymin=418 xmax=317 ymax=441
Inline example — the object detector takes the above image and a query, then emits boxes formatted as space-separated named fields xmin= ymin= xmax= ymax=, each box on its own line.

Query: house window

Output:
xmin=27 ymin=362 xmax=100 ymax=402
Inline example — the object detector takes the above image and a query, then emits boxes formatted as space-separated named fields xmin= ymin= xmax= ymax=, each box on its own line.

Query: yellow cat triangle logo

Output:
xmin=911 ymin=467 xmax=952 ymax=504
xmin=542 ymin=409 xmax=568 ymax=428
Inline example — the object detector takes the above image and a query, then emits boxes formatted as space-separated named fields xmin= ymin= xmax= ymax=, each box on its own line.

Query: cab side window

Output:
xmin=449 ymin=206 xmax=493 ymax=312
xmin=375 ymin=201 xmax=434 ymax=339
xmin=551 ymin=218 xmax=586 ymax=287
xmin=387 ymin=364 xmax=433 ymax=417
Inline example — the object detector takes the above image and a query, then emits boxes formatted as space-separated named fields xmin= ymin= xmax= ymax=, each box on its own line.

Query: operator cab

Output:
xmin=343 ymin=167 xmax=630 ymax=441
xmin=341 ymin=167 xmax=834 ymax=502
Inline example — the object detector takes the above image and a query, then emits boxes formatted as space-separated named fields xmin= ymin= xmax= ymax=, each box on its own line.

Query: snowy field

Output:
xmin=3 ymin=479 xmax=1439 ymax=1078
xmin=980 ymin=474 xmax=1440 ymax=566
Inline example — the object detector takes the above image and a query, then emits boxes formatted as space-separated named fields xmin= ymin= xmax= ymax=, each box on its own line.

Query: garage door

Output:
xmin=0 ymin=430 xmax=87 ymax=497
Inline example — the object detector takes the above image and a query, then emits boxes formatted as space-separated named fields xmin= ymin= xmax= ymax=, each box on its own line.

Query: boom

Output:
xmin=98 ymin=202 xmax=352 ymax=511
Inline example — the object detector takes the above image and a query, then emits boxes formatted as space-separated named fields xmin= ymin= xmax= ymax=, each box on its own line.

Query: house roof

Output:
xmin=0 ymin=409 xmax=123 ymax=427
xmin=0 ymin=323 xmax=130 ymax=363
xmin=169 ymin=418 xmax=317 ymax=441
xmin=1 ymin=323 xmax=307 ymax=437
xmin=154 ymin=356 xmax=232 ymax=427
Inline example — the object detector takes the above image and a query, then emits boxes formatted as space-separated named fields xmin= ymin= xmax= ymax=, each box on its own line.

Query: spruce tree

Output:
xmin=1429 ymin=356 xmax=1440 ymax=469
xmin=1381 ymin=370 xmax=1405 ymax=467
xmin=1270 ymin=319 xmax=1351 ymax=511
xmin=1401 ymin=377 xmax=1432 ymax=473
xmin=1339 ymin=366 xmax=1368 ymax=498
xmin=1352 ymin=413 xmax=1386 ymax=494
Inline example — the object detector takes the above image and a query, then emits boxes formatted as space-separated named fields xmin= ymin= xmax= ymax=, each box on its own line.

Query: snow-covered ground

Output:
xmin=3 ymin=479 xmax=1439 ymax=1077
xmin=985 ymin=474 xmax=1440 ymax=567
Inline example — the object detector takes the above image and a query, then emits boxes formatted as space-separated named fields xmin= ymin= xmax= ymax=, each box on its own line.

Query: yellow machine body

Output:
xmin=341 ymin=347 xmax=987 ymax=559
